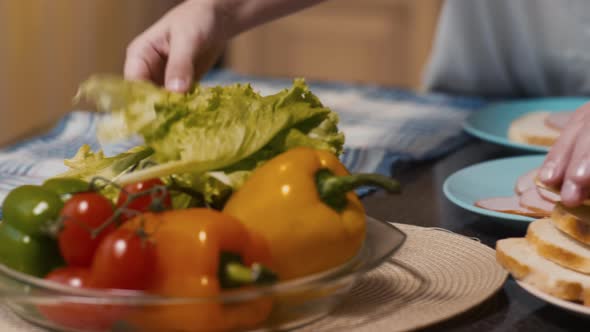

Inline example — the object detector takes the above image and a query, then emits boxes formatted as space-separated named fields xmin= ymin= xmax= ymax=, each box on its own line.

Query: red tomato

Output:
xmin=116 ymin=179 xmax=172 ymax=221
xmin=45 ymin=267 xmax=93 ymax=288
xmin=58 ymin=192 xmax=115 ymax=266
xmin=40 ymin=267 xmax=128 ymax=331
xmin=91 ymin=228 xmax=155 ymax=290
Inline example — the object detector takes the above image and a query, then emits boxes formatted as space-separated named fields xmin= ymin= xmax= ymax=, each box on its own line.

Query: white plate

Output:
xmin=517 ymin=281 xmax=590 ymax=317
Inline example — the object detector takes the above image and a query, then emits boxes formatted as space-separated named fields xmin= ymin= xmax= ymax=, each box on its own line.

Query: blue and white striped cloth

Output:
xmin=0 ymin=71 xmax=485 ymax=215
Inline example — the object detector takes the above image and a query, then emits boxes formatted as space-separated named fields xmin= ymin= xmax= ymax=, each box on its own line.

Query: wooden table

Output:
xmin=363 ymin=141 xmax=589 ymax=331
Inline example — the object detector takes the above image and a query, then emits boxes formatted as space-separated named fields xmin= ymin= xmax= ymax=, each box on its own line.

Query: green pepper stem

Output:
xmin=226 ymin=263 xmax=257 ymax=284
xmin=220 ymin=252 xmax=278 ymax=289
xmin=316 ymin=169 xmax=401 ymax=212
xmin=224 ymin=263 xmax=278 ymax=287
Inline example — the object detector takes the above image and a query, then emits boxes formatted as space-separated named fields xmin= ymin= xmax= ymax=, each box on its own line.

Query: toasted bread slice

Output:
xmin=551 ymin=203 xmax=590 ymax=245
xmin=496 ymin=238 xmax=590 ymax=303
xmin=508 ymin=112 xmax=561 ymax=147
xmin=527 ymin=218 xmax=590 ymax=274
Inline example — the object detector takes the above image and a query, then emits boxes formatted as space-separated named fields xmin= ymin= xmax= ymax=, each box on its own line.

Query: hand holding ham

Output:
xmin=539 ymin=102 xmax=590 ymax=207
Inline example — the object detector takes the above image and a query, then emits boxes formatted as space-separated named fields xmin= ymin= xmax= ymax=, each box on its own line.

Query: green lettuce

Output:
xmin=60 ymin=144 xmax=153 ymax=181
xmin=57 ymin=144 xmax=154 ymax=200
xmin=72 ymin=75 xmax=344 ymax=207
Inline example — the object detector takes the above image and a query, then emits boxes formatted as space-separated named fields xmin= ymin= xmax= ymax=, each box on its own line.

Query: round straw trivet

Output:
xmin=299 ymin=223 xmax=508 ymax=332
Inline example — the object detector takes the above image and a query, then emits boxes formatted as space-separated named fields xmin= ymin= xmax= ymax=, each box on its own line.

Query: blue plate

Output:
xmin=443 ymin=155 xmax=547 ymax=222
xmin=463 ymin=97 xmax=588 ymax=152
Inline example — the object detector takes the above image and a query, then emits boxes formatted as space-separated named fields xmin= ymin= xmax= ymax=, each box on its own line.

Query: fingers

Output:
xmin=164 ymin=31 xmax=200 ymax=93
xmin=124 ymin=34 xmax=167 ymax=85
xmin=123 ymin=0 xmax=226 ymax=91
xmin=125 ymin=27 xmax=215 ymax=93
xmin=538 ymin=120 xmax=583 ymax=186
xmin=539 ymin=103 xmax=589 ymax=184
xmin=539 ymin=101 xmax=590 ymax=207
xmin=561 ymin=121 xmax=590 ymax=206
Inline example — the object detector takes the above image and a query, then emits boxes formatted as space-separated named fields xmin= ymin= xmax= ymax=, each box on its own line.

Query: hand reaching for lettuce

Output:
xmin=69 ymin=76 xmax=343 ymax=208
xmin=124 ymin=0 xmax=325 ymax=92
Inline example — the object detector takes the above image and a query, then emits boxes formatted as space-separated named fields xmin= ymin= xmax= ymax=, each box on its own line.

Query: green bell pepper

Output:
xmin=0 ymin=221 xmax=63 ymax=277
xmin=42 ymin=178 xmax=89 ymax=202
xmin=2 ymin=185 xmax=64 ymax=237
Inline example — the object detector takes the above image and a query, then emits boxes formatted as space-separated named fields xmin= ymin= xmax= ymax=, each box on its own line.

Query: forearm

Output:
xmin=213 ymin=0 xmax=327 ymax=37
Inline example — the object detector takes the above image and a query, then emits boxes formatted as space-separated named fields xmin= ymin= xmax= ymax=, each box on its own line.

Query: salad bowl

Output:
xmin=0 ymin=216 xmax=405 ymax=332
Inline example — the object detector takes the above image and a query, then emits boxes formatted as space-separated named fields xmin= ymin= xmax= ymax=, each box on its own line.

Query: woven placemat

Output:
xmin=300 ymin=223 xmax=508 ymax=332
xmin=0 ymin=223 xmax=507 ymax=332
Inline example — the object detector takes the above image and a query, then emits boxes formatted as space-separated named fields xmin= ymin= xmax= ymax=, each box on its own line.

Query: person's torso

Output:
xmin=423 ymin=0 xmax=590 ymax=97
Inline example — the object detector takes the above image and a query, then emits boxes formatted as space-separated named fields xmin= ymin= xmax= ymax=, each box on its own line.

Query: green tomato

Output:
xmin=2 ymin=185 xmax=64 ymax=237
xmin=0 ymin=221 xmax=63 ymax=277
xmin=42 ymin=177 xmax=89 ymax=202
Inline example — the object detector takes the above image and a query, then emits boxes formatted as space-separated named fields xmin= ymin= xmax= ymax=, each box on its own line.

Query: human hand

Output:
xmin=124 ymin=0 xmax=324 ymax=92
xmin=124 ymin=0 xmax=228 ymax=93
xmin=539 ymin=102 xmax=590 ymax=207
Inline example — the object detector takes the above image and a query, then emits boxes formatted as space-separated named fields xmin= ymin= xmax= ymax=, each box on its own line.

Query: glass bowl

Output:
xmin=0 ymin=217 xmax=405 ymax=332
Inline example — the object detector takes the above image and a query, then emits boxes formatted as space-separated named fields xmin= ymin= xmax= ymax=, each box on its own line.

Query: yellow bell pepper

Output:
xmin=223 ymin=147 xmax=400 ymax=280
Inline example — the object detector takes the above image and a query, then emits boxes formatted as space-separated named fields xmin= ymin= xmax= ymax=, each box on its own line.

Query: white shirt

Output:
xmin=423 ymin=0 xmax=590 ymax=97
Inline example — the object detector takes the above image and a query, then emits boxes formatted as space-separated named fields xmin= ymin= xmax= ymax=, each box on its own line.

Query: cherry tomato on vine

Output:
xmin=45 ymin=267 xmax=92 ymax=287
xmin=116 ymin=179 xmax=172 ymax=221
xmin=40 ymin=267 xmax=127 ymax=331
xmin=58 ymin=192 xmax=115 ymax=266
xmin=91 ymin=228 xmax=155 ymax=290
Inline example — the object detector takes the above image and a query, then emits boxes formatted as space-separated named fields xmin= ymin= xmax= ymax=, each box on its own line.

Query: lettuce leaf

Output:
xmin=73 ymin=76 xmax=344 ymax=206
xmin=60 ymin=144 xmax=153 ymax=181
xmin=57 ymin=144 xmax=154 ymax=200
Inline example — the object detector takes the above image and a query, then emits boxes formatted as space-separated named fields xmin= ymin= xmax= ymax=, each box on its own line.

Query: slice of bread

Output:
xmin=496 ymin=238 xmax=590 ymax=303
xmin=551 ymin=203 xmax=590 ymax=245
xmin=508 ymin=112 xmax=561 ymax=147
xmin=527 ymin=218 xmax=590 ymax=274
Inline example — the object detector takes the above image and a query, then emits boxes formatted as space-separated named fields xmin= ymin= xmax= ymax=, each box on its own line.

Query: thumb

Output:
xmin=165 ymin=34 xmax=199 ymax=93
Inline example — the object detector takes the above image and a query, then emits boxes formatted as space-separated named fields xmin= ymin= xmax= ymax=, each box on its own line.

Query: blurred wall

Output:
xmin=226 ymin=0 xmax=442 ymax=89
xmin=0 ymin=0 xmax=442 ymax=146
xmin=0 ymin=0 xmax=178 ymax=146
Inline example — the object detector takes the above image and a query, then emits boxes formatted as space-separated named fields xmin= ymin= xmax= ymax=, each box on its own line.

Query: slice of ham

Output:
xmin=537 ymin=187 xmax=560 ymax=203
xmin=515 ymin=169 xmax=538 ymax=195
xmin=475 ymin=196 xmax=547 ymax=218
xmin=545 ymin=112 xmax=573 ymax=131
xmin=515 ymin=169 xmax=561 ymax=202
xmin=519 ymin=188 xmax=554 ymax=216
